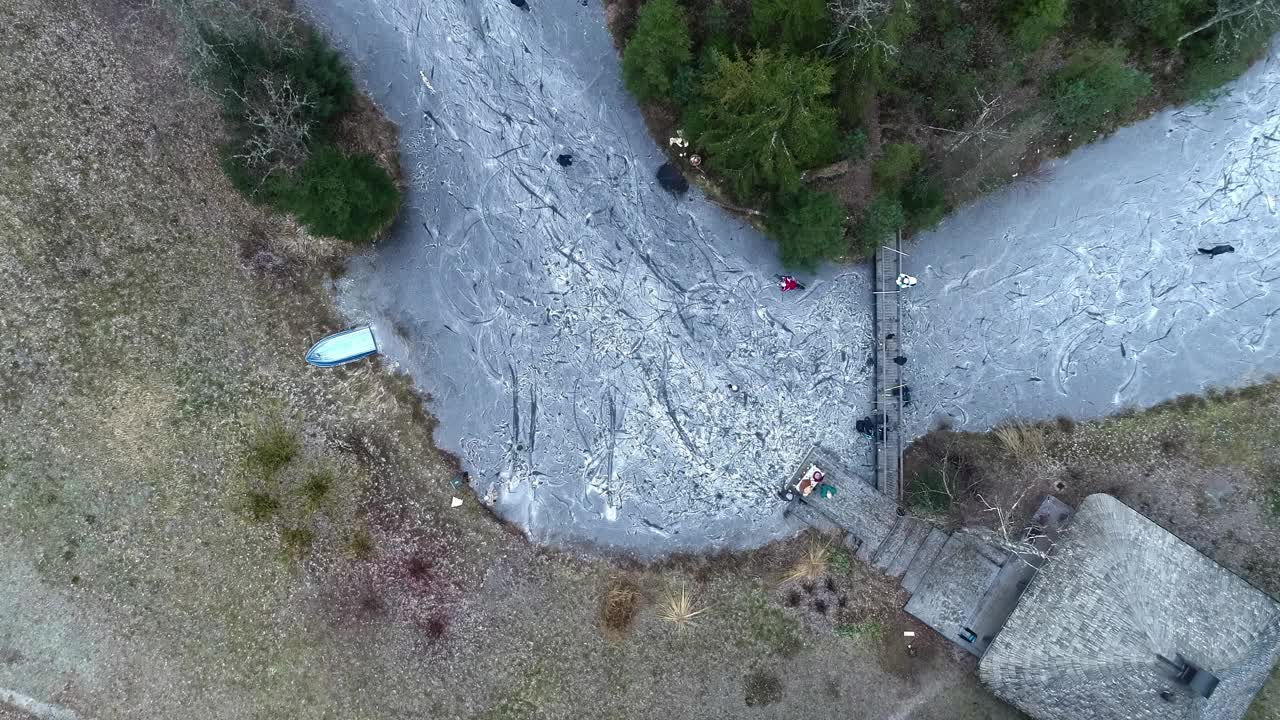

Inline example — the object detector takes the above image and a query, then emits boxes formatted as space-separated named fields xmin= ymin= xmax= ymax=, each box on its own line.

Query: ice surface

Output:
xmin=900 ymin=49 xmax=1280 ymax=435
xmin=305 ymin=0 xmax=875 ymax=553
xmin=300 ymin=0 xmax=1280 ymax=554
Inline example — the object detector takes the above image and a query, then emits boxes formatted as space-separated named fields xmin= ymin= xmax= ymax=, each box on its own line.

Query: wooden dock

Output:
xmin=873 ymin=233 xmax=905 ymax=503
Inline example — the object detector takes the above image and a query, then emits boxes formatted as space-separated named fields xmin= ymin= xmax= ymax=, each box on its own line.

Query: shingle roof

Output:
xmin=979 ymin=494 xmax=1280 ymax=720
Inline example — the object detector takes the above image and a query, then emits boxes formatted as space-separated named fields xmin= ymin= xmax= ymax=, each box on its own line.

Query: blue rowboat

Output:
xmin=305 ymin=326 xmax=379 ymax=367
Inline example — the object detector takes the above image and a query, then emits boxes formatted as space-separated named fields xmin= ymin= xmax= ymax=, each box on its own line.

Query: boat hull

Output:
xmin=305 ymin=326 xmax=379 ymax=367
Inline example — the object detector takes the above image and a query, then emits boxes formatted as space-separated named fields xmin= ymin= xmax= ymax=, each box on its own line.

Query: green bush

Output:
xmin=1180 ymin=21 xmax=1276 ymax=102
xmin=288 ymin=144 xmax=401 ymax=243
xmin=908 ymin=465 xmax=953 ymax=513
xmin=855 ymin=195 xmax=905 ymax=255
xmin=704 ymin=0 xmax=735 ymax=54
xmin=872 ymin=142 xmax=923 ymax=194
xmin=205 ymin=27 xmax=354 ymax=125
xmin=843 ymin=129 xmax=869 ymax=162
xmin=1121 ymin=0 xmax=1207 ymax=47
xmin=692 ymin=50 xmax=840 ymax=200
xmin=206 ymin=23 xmax=403 ymax=244
xmin=842 ymin=0 xmax=917 ymax=84
xmin=1004 ymin=0 xmax=1068 ymax=51
xmin=670 ymin=62 xmax=703 ymax=108
xmin=622 ymin=0 xmax=693 ymax=102
xmin=248 ymin=423 xmax=300 ymax=478
xmin=902 ymin=172 xmax=946 ymax=231
xmin=244 ymin=492 xmax=280 ymax=521
xmin=768 ymin=191 xmax=848 ymax=270
xmin=750 ymin=0 xmax=832 ymax=52
xmin=1049 ymin=44 xmax=1152 ymax=138
xmin=301 ymin=468 xmax=334 ymax=509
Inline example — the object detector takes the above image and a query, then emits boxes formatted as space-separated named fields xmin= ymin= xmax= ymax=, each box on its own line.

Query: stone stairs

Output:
xmin=863 ymin=515 xmax=954 ymax=594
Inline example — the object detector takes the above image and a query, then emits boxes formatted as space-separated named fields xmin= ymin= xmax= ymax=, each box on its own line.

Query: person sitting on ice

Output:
xmin=895 ymin=273 xmax=918 ymax=289
xmin=779 ymin=275 xmax=804 ymax=292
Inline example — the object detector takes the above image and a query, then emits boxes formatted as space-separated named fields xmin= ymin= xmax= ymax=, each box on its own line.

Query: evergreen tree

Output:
xmin=622 ymin=0 xmax=693 ymax=102
xmin=691 ymin=50 xmax=841 ymax=201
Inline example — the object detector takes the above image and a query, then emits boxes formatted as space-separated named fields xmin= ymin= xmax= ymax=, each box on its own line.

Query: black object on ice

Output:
xmin=556 ymin=154 xmax=573 ymax=167
xmin=509 ymin=0 xmax=529 ymax=9
xmin=1198 ymin=244 xmax=1235 ymax=257
xmin=893 ymin=355 xmax=907 ymax=366
xmin=892 ymin=385 xmax=913 ymax=404
xmin=656 ymin=162 xmax=689 ymax=194
xmin=886 ymin=333 xmax=895 ymax=340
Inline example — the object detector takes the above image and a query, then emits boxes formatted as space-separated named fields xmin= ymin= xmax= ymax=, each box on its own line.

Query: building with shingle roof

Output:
xmin=979 ymin=494 xmax=1280 ymax=720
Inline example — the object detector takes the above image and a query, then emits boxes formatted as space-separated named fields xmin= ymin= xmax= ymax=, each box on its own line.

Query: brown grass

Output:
xmin=993 ymin=422 xmax=1046 ymax=463
xmin=600 ymin=576 xmax=642 ymax=636
xmin=781 ymin=543 xmax=830 ymax=585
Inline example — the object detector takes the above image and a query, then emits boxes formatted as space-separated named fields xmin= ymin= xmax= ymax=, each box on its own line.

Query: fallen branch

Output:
xmin=705 ymin=198 xmax=766 ymax=217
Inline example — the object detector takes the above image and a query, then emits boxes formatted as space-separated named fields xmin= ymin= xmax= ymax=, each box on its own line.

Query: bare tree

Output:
xmin=824 ymin=0 xmax=903 ymax=60
xmin=965 ymin=489 xmax=1054 ymax=567
xmin=925 ymin=91 xmax=1013 ymax=156
xmin=229 ymin=74 xmax=313 ymax=184
xmin=1177 ymin=0 xmax=1280 ymax=49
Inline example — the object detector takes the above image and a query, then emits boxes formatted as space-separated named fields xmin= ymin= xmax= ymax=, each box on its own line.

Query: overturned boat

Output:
xmin=305 ymin=325 xmax=379 ymax=367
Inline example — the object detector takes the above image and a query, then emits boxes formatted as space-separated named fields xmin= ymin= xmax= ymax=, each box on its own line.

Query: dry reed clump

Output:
xmin=781 ymin=543 xmax=830 ymax=585
xmin=994 ymin=422 xmax=1046 ymax=463
xmin=600 ymin=577 xmax=642 ymax=636
xmin=657 ymin=584 xmax=707 ymax=627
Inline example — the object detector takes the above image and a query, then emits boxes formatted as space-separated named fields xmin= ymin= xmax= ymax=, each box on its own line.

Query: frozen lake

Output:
xmin=901 ymin=63 xmax=1280 ymax=433
xmin=302 ymin=0 xmax=1280 ymax=554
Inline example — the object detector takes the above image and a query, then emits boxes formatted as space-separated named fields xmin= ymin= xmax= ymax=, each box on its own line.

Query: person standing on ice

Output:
xmin=778 ymin=275 xmax=805 ymax=292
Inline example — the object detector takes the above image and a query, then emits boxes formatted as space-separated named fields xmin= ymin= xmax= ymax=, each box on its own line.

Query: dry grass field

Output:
xmin=0 ymin=1 xmax=1023 ymax=718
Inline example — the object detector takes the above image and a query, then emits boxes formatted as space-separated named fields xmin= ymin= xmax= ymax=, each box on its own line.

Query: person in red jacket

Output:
xmin=778 ymin=275 xmax=805 ymax=292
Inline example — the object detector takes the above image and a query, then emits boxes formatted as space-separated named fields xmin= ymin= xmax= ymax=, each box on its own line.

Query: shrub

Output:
xmin=855 ymin=195 xmax=905 ymax=255
xmin=751 ymin=0 xmax=832 ymax=52
xmin=704 ymin=0 xmax=735 ymax=54
xmin=768 ymin=191 xmax=847 ymax=270
xmin=1049 ymin=44 xmax=1152 ymax=138
xmin=902 ymin=171 xmax=946 ymax=230
xmin=600 ymin=577 xmax=642 ymax=635
xmin=205 ymin=23 xmax=401 ymax=244
xmin=692 ymin=50 xmax=840 ymax=200
xmin=1116 ymin=0 xmax=1208 ymax=47
xmin=872 ymin=142 xmax=923 ymax=194
xmin=908 ymin=465 xmax=952 ymax=513
xmin=348 ymin=529 xmax=375 ymax=559
xmin=301 ymin=468 xmax=334 ymax=509
xmin=658 ymin=584 xmax=708 ymax=626
xmin=1004 ymin=0 xmax=1068 ymax=51
xmin=834 ymin=0 xmax=918 ymax=83
xmin=205 ymin=27 xmax=354 ymax=125
xmin=670 ymin=62 xmax=703 ymax=108
xmin=782 ymin=543 xmax=831 ymax=584
xmin=287 ymin=144 xmax=401 ymax=243
xmin=281 ymin=526 xmax=314 ymax=556
xmin=843 ymin=128 xmax=869 ymax=162
xmin=828 ymin=547 xmax=853 ymax=575
xmin=621 ymin=0 xmax=693 ymax=102
xmin=1181 ymin=22 xmax=1276 ymax=102
xmin=245 ymin=492 xmax=280 ymax=521
xmin=248 ymin=423 xmax=300 ymax=478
